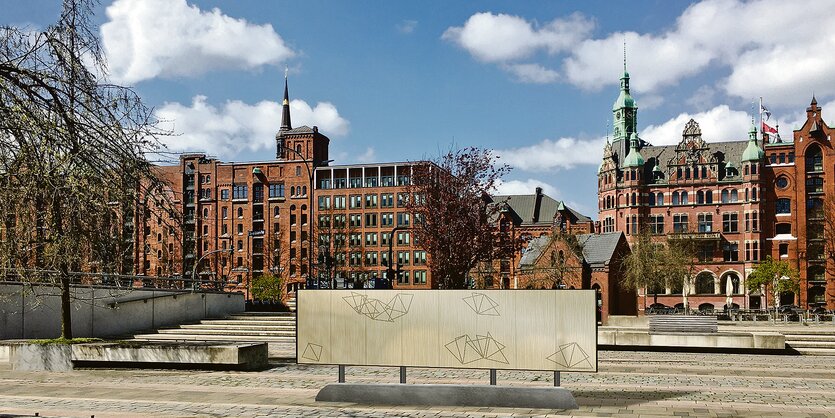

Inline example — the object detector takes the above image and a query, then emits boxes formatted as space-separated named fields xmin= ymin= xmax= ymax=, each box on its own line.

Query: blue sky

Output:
xmin=4 ymin=0 xmax=835 ymax=216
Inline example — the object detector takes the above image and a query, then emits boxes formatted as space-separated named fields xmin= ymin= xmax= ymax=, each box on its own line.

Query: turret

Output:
xmin=741 ymin=120 xmax=764 ymax=162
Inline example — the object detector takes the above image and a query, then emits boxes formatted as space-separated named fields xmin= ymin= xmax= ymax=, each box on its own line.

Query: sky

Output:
xmin=4 ymin=0 xmax=835 ymax=217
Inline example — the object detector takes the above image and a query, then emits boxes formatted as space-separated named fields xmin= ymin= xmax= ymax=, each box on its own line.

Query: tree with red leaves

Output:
xmin=406 ymin=147 xmax=511 ymax=289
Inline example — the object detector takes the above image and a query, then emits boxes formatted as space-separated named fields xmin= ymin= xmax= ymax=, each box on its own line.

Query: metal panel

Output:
xmin=297 ymin=289 xmax=597 ymax=372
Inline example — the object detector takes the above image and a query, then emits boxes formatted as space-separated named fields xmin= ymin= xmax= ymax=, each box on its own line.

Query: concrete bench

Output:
xmin=649 ymin=315 xmax=718 ymax=334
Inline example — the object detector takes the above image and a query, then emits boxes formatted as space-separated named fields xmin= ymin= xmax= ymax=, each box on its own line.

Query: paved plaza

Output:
xmin=2 ymin=351 xmax=835 ymax=417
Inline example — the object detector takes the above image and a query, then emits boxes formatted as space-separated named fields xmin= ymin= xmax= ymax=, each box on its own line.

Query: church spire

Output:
xmin=611 ymin=42 xmax=638 ymax=162
xmin=280 ymin=67 xmax=292 ymax=132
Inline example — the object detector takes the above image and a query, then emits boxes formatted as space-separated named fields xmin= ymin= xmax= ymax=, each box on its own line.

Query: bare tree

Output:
xmin=405 ymin=147 xmax=511 ymax=289
xmin=0 ymin=0 xmax=172 ymax=339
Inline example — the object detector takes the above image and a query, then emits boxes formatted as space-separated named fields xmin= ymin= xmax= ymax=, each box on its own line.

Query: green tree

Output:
xmin=251 ymin=272 xmax=285 ymax=303
xmin=747 ymin=256 xmax=800 ymax=313
xmin=0 ymin=0 xmax=171 ymax=338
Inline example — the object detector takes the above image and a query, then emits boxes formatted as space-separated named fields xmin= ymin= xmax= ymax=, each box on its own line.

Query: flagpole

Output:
xmin=759 ymin=96 xmax=764 ymax=144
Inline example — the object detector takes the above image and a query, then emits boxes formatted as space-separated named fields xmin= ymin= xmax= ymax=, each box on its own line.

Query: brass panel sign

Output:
xmin=297 ymin=290 xmax=597 ymax=372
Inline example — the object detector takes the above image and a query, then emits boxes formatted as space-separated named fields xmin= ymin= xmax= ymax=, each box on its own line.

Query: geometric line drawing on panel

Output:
xmin=444 ymin=332 xmax=509 ymax=364
xmin=343 ymin=292 xmax=413 ymax=322
xmin=301 ymin=342 xmax=323 ymax=362
xmin=462 ymin=292 xmax=500 ymax=316
xmin=546 ymin=342 xmax=593 ymax=369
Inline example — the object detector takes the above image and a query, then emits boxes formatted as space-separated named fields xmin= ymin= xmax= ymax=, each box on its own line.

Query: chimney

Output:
xmin=532 ymin=187 xmax=543 ymax=223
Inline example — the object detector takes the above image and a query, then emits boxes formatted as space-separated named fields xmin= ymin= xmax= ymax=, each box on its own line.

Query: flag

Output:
xmin=760 ymin=103 xmax=772 ymax=120
xmin=762 ymin=121 xmax=777 ymax=134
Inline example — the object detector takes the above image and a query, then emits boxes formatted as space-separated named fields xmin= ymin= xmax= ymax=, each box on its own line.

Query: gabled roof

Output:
xmin=576 ymin=232 xmax=625 ymax=268
xmin=490 ymin=193 xmax=591 ymax=226
xmin=282 ymin=125 xmax=316 ymax=135
xmin=518 ymin=231 xmax=625 ymax=269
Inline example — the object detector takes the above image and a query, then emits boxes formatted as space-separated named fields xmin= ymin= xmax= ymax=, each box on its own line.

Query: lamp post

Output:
xmin=277 ymin=144 xmax=332 ymax=289
xmin=192 ymin=245 xmax=233 ymax=292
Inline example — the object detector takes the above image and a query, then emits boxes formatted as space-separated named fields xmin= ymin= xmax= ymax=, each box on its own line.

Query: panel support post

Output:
xmin=400 ymin=366 xmax=406 ymax=384
xmin=489 ymin=369 xmax=497 ymax=385
xmin=554 ymin=371 xmax=561 ymax=387
xmin=338 ymin=365 xmax=345 ymax=383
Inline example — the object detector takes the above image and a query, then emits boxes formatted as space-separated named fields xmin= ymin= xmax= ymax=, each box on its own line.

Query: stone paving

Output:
xmin=1 ymin=351 xmax=835 ymax=417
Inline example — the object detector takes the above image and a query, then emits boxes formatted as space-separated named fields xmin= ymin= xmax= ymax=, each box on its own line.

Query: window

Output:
xmin=397 ymin=231 xmax=411 ymax=245
xmin=365 ymin=233 xmax=378 ymax=246
xmin=349 ymin=233 xmax=362 ymax=247
xmin=237 ymin=240 xmax=243 ymax=251
xmin=807 ymin=177 xmax=824 ymax=193
xmin=722 ymin=213 xmax=738 ymax=233
xmin=333 ymin=214 xmax=346 ymax=228
xmin=365 ymin=252 xmax=378 ymax=266
xmin=365 ymin=213 xmax=378 ymax=227
xmin=220 ymin=189 xmax=229 ymax=200
xmin=808 ymin=198 xmax=824 ymax=218
xmin=350 ymin=195 xmax=362 ymax=209
xmin=414 ymin=251 xmax=426 ymax=265
xmin=775 ymin=176 xmax=789 ymax=189
xmin=253 ymin=184 xmax=263 ymax=202
xmin=318 ymin=196 xmax=331 ymax=210
xmin=349 ymin=214 xmax=362 ymax=227
xmin=381 ymin=232 xmax=391 ymax=246
xmin=650 ymin=215 xmax=664 ymax=234
xmin=695 ymin=273 xmax=714 ymax=294
xmin=237 ymin=207 xmax=243 ymax=218
xmin=203 ymin=225 xmax=208 ymax=236
xmin=397 ymin=193 xmax=409 ymax=207
xmin=232 ymin=184 xmax=248 ymax=200
xmin=318 ymin=215 xmax=331 ymax=228
xmin=602 ymin=217 xmax=615 ymax=233
xmin=273 ymin=206 xmax=280 ymax=217
xmin=269 ymin=184 xmax=285 ymax=198
xmin=648 ymin=192 xmax=656 ymax=206
xmin=723 ymin=242 xmax=739 ymax=261
xmin=365 ymin=194 xmax=378 ymax=208
xmin=745 ymin=212 xmax=759 ymax=232
xmin=296 ymin=166 xmax=302 ymax=176
xmin=745 ymin=241 xmax=759 ymax=261
xmin=221 ymin=224 xmax=228 ymax=235
xmin=381 ymin=193 xmax=394 ymax=208
xmin=779 ymin=243 xmax=789 ymax=258
xmin=673 ymin=214 xmax=688 ymax=233
xmin=626 ymin=215 xmax=638 ymax=235
xmin=806 ymin=145 xmax=823 ymax=172
xmin=222 ymin=207 xmax=228 ymax=219
xmin=672 ymin=192 xmax=679 ymax=206
xmin=381 ymin=213 xmax=394 ymax=227
xmin=697 ymin=243 xmax=714 ymax=262
xmin=776 ymin=198 xmax=791 ymax=214
xmin=397 ymin=212 xmax=410 ymax=227
xmin=681 ymin=192 xmax=688 ymax=205
xmin=397 ymin=251 xmax=411 ymax=266
xmin=333 ymin=195 xmax=346 ymax=209
xmin=697 ymin=213 xmax=712 ymax=233
xmin=414 ymin=270 xmax=427 ymax=284
xmin=775 ymin=223 xmax=791 ymax=235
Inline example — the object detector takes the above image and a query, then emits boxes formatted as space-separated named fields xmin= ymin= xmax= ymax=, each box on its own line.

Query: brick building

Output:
xmin=598 ymin=68 xmax=764 ymax=312
xmin=762 ymin=97 xmax=835 ymax=309
xmin=518 ymin=231 xmax=636 ymax=322
xmin=598 ymin=67 xmax=835 ymax=311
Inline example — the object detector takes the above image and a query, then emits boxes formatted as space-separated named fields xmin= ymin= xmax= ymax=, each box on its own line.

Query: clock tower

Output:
xmin=611 ymin=65 xmax=638 ymax=165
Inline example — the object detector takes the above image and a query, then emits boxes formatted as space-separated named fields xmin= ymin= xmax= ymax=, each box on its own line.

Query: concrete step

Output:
xmin=156 ymin=328 xmax=296 ymax=337
xmin=227 ymin=312 xmax=295 ymax=318
xmin=784 ymin=335 xmax=835 ymax=341
xmin=786 ymin=341 xmax=835 ymax=349
xmin=182 ymin=324 xmax=296 ymax=331
xmin=790 ymin=347 xmax=835 ymax=356
xmin=201 ymin=319 xmax=295 ymax=326
xmin=132 ymin=334 xmax=296 ymax=343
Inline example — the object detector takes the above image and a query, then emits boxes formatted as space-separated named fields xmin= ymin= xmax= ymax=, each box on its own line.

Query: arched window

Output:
xmin=752 ymin=187 xmax=758 ymax=200
xmin=273 ymin=207 xmax=280 ymax=217
xmin=730 ymin=189 xmax=738 ymax=202
xmin=631 ymin=193 xmax=636 ymax=206
xmin=721 ymin=189 xmax=729 ymax=203
xmin=681 ymin=191 xmax=688 ymax=205
xmin=237 ymin=207 xmax=243 ymax=218
xmin=806 ymin=144 xmax=823 ymax=172
xmin=701 ymin=166 xmax=707 ymax=178
xmin=672 ymin=192 xmax=680 ymax=206
xmin=656 ymin=193 xmax=663 ymax=206
xmin=302 ymin=186 xmax=307 ymax=196
xmin=697 ymin=190 xmax=705 ymax=204
xmin=695 ymin=272 xmax=715 ymax=294
xmin=745 ymin=188 xmax=749 ymax=201
xmin=296 ymin=144 xmax=302 ymax=154
xmin=720 ymin=273 xmax=740 ymax=294
xmin=705 ymin=190 xmax=712 ymax=204
xmin=648 ymin=192 xmax=655 ymax=206
xmin=203 ymin=208 xmax=209 ymax=218
xmin=290 ymin=186 xmax=295 ymax=196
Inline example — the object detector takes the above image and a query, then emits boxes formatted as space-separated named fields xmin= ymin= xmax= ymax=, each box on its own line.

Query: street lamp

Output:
xmin=277 ymin=143 xmax=332 ymax=289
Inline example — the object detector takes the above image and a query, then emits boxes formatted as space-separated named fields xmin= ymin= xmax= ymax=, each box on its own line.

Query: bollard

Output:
xmin=489 ymin=369 xmax=497 ymax=385
xmin=338 ymin=365 xmax=345 ymax=383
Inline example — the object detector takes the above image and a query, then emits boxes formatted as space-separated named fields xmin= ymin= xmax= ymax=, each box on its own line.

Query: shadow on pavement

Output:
xmin=573 ymin=389 xmax=692 ymax=407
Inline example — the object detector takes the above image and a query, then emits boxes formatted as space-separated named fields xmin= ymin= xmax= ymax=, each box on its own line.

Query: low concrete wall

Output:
xmin=72 ymin=342 xmax=268 ymax=370
xmin=9 ymin=343 xmax=73 ymax=371
xmin=599 ymin=329 xmax=785 ymax=351
xmin=0 ymin=283 xmax=244 ymax=339
xmin=606 ymin=315 xmax=649 ymax=327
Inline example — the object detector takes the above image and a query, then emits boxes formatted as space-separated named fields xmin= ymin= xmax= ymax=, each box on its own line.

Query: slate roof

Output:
xmin=283 ymin=125 xmax=315 ymax=135
xmin=576 ymin=232 xmax=624 ymax=268
xmin=518 ymin=231 xmax=625 ymax=269
xmin=490 ymin=193 xmax=591 ymax=226
xmin=628 ymin=139 xmax=750 ymax=183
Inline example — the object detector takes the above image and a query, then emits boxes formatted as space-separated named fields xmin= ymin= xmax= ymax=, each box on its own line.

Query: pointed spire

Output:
xmin=811 ymin=94 xmax=818 ymax=106
xmin=280 ymin=67 xmax=292 ymax=132
xmin=623 ymin=37 xmax=627 ymax=73
xmin=742 ymin=117 xmax=764 ymax=162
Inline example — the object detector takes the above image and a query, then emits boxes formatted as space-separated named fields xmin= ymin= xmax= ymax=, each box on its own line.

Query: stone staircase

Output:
xmin=132 ymin=309 xmax=297 ymax=359
xmin=783 ymin=330 xmax=835 ymax=355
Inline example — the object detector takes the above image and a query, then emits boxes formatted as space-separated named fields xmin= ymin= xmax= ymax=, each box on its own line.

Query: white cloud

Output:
xmin=156 ymin=96 xmax=349 ymax=157
xmin=442 ymin=12 xmax=593 ymax=63
xmin=641 ymin=105 xmax=752 ymax=146
xmin=498 ymin=136 xmax=605 ymax=172
xmin=353 ymin=147 xmax=378 ymax=164
xmin=493 ymin=178 xmax=560 ymax=198
xmin=396 ymin=20 xmax=418 ymax=34
xmin=502 ymin=63 xmax=559 ymax=84
xmin=101 ymin=0 xmax=294 ymax=83
xmin=445 ymin=0 xmax=835 ymax=105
